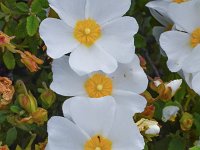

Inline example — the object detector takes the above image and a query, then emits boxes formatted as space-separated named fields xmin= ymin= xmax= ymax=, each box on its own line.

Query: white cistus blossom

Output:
xmin=159 ymin=0 xmax=200 ymax=94
xmin=39 ymin=0 xmax=139 ymax=74
xmin=45 ymin=97 xmax=145 ymax=150
xmin=146 ymin=0 xmax=190 ymax=55
xmin=50 ymin=55 xmax=148 ymax=116
xmin=162 ymin=106 xmax=179 ymax=122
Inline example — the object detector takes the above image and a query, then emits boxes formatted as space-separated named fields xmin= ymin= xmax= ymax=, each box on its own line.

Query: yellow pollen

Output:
xmin=84 ymin=73 xmax=113 ymax=98
xmin=84 ymin=135 xmax=112 ymax=150
xmin=97 ymin=84 xmax=103 ymax=91
xmin=172 ymin=0 xmax=187 ymax=3
xmin=74 ymin=19 xmax=101 ymax=47
xmin=85 ymin=28 xmax=91 ymax=35
xmin=190 ymin=28 xmax=200 ymax=48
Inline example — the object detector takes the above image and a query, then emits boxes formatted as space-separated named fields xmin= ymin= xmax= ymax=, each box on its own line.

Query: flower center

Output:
xmin=74 ymin=19 xmax=101 ymax=47
xmin=190 ymin=28 xmax=200 ymax=48
xmin=84 ymin=73 xmax=113 ymax=98
xmin=172 ymin=0 xmax=187 ymax=3
xmin=84 ymin=135 xmax=112 ymax=150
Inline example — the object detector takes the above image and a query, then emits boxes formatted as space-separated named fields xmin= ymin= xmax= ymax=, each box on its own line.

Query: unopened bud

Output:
xmin=180 ymin=112 xmax=193 ymax=131
xmin=0 ymin=144 xmax=9 ymax=150
xmin=40 ymin=89 xmax=56 ymax=109
xmin=18 ymin=92 xmax=38 ymax=114
xmin=137 ymin=118 xmax=160 ymax=136
xmin=32 ymin=108 xmax=48 ymax=125
xmin=141 ymin=105 xmax=155 ymax=119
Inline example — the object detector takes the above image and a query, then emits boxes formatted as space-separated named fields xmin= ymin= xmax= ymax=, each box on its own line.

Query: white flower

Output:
xmin=146 ymin=0 xmax=190 ymax=55
xmin=39 ymin=0 xmax=138 ymax=74
xmin=137 ymin=118 xmax=160 ymax=135
xmin=162 ymin=106 xmax=179 ymax=122
xmin=160 ymin=0 xmax=200 ymax=72
xmin=51 ymin=55 xmax=148 ymax=116
xmin=46 ymin=96 xmax=145 ymax=150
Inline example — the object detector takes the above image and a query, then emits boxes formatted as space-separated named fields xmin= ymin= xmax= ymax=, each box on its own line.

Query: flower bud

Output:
xmin=32 ymin=108 xmax=48 ymax=125
xmin=162 ymin=106 xmax=179 ymax=122
xmin=180 ymin=112 xmax=193 ymax=131
xmin=141 ymin=105 xmax=155 ymax=119
xmin=0 ymin=144 xmax=9 ymax=150
xmin=18 ymin=92 xmax=38 ymax=114
xmin=40 ymin=89 xmax=56 ymax=109
xmin=16 ymin=50 xmax=44 ymax=72
xmin=0 ymin=31 xmax=15 ymax=52
xmin=150 ymin=78 xmax=182 ymax=101
xmin=137 ymin=118 xmax=160 ymax=136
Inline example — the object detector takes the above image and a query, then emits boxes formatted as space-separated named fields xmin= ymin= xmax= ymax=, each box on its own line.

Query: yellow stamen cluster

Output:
xmin=84 ymin=135 xmax=112 ymax=150
xmin=190 ymin=28 xmax=200 ymax=48
xmin=74 ymin=19 xmax=101 ymax=47
xmin=172 ymin=0 xmax=187 ymax=3
xmin=84 ymin=74 xmax=113 ymax=98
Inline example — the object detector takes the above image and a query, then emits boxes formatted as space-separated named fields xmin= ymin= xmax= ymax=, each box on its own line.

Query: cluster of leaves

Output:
xmin=0 ymin=0 xmax=200 ymax=149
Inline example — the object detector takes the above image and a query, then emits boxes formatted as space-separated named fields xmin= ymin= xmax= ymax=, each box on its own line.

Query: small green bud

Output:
xmin=18 ymin=92 xmax=38 ymax=114
xmin=180 ymin=112 xmax=193 ymax=131
xmin=40 ymin=89 xmax=56 ymax=109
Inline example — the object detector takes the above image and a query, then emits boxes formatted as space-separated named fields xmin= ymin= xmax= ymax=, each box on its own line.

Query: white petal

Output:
xmin=109 ymin=55 xmax=148 ymax=94
xmin=85 ymin=0 xmax=131 ymax=25
xmin=113 ymin=90 xmax=147 ymax=115
xmin=96 ymin=17 xmax=138 ymax=63
xmin=39 ymin=18 xmax=79 ymax=59
xmin=160 ymin=31 xmax=192 ymax=72
xmin=48 ymin=0 xmax=86 ymax=27
xmin=146 ymin=1 xmax=172 ymax=26
xmin=50 ymin=56 xmax=87 ymax=96
xmin=182 ymin=45 xmax=200 ymax=73
xmin=62 ymin=99 xmax=73 ymax=121
xmin=69 ymin=96 xmax=116 ymax=137
xmin=69 ymin=45 xmax=117 ymax=74
xmin=192 ymin=72 xmax=200 ymax=95
xmin=46 ymin=116 xmax=88 ymax=150
xmin=108 ymin=108 xmax=145 ymax=150
xmin=146 ymin=1 xmax=169 ymax=15
xmin=166 ymin=79 xmax=182 ymax=96
xmin=145 ymin=125 xmax=160 ymax=135
xmin=169 ymin=0 xmax=200 ymax=33
xmin=162 ymin=106 xmax=179 ymax=122
xmin=179 ymin=71 xmax=193 ymax=88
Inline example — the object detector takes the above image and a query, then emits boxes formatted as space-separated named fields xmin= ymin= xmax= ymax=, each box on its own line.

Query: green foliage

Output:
xmin=6 ymin=127 xmax=17 ymax=146
xmin=26 ymin=15 xmax=39 ymax=36
xmin=3 ymin=51 xmax=15 ymax=70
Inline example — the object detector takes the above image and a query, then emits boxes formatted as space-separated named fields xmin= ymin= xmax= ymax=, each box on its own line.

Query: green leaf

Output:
xmin=16 ymin=2 xmax=29 ymax=12
xmin=190 ymin=146 xmax=200 ymax=150
xmin=168 ymin=136 xmax=185 ymax=150
xmin=3 ymin=51 xmax=16 ymax=70
xmin=15 ymin=18 xmax=27 ymax=38
xmin=6 ymin=127 xmax=17 ymax=146
xmin=31 ymin=0 xmax=42 ymax=14
xmin=26 ymin=15 xmax=39 ymax=36
xmin=0 ymin=3 xmax=11 ymax=14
